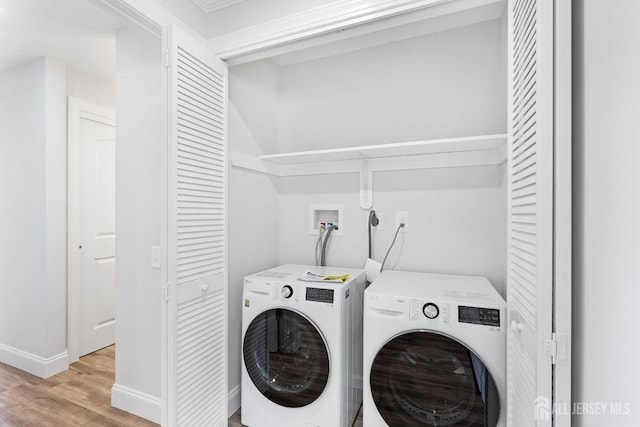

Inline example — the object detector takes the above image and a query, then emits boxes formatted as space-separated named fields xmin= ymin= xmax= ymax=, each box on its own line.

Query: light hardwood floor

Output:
xmin=0 ymin=346 xmax=157 ymax=427
xmin=0 ymin=347 xmax=363 ymax=426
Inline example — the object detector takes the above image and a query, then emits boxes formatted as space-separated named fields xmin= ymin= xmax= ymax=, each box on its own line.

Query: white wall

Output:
xmin=0 ymin=53 xmax=115 ymax=382
xmin=0 ymin=59 xmax=48 ymax=364
xmin=573 ymin=0 xmax=640 ymax=425
xmin=278 ymin=20 xmax=506 ymax=152
xmin=112 ymin=25 xmax=163 ymax=422
xmin=0 ymin=58 xmax=68 ymax=377
xmin=44 ymin=58 xmax=68 ymax=366
xmin=278 ymin=166 xmax=506 ymax=295
xmin=66 ymin=67 xmax=116 ymax=109
xmin=275 ymin=20 xmax=507 ymax=294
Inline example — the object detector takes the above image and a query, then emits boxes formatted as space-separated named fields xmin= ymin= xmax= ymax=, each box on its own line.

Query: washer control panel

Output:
xmin=305 ymin=287 xmax=334 ymax=304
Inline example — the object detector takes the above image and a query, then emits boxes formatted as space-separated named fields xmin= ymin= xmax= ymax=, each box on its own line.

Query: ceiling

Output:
xmin=190 ymin=0 xmax=245 ymax=13
xmin=0 ymin=0 xmax=124 ymax=83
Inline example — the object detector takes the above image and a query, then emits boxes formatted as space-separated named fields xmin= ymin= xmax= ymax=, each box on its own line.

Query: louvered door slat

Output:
xmin=507 ymin=0 xmax=554 ymax=425
xmin=513 ymin=74 xmax=537 ymax=114
xmin=178 ymin=230 xmax=224 ymax=241
xmin=177 ymin=90 xmax=224 ymax=119
xmin=513 ymin=131 xmax=536 ymax=158
xmin=177 ymin=84 xmax=224 ymax=120
xmin=177 ymin=131 xmax=223 ymax=155
xmin=178 ymin=224 xmax=223 ymax=234
xmin=178 ymin=111 xmax=224 ymax=138
xmin=178 ymin=95 xmax=223 ymax=123
xmin=513 ymin=25 xmax=537 ymax=76
xmin=167 ymin=25 xmax=227 ymax=427
xmin=178 ymin=50 xmax=224 ymax=90
xmin=513 ymin=77 xmax=536 ymax=118
xmin=179 ymin=152 xmax=225 ymax=170
xmin=178 ymin=128 xmax=224 ymax=150
xmin=513 ymin=10 xmax=536 ymax=58
xmin=514 ymin=41 xmax=536 ymax=83
xmin=177 ymin=76 xmax=223 ymax=108
xmin=175 ymin=287 xmax=226 ymax=427
xmin=509 ymin=337 xmax=536 ymax=427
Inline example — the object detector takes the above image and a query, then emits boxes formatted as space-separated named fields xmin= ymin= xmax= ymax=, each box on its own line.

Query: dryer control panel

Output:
xmin=458 ymin=305 xmax=501 ymax=327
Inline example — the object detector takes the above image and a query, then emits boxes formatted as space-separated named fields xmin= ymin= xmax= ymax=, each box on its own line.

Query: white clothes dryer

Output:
xmin=241 ymin=264 xmax=366 ymax=427
xmin=363 ymin=270 xmax=506 ymax=427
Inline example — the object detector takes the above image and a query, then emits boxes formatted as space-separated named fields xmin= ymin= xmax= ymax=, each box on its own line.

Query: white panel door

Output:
xmin=68 ymin=98 xmax=117 ymax=358
xmin=506 ymin=0 xmax=570 ymax=425
xmin=164 ymin=25 xmax=228 ymax=427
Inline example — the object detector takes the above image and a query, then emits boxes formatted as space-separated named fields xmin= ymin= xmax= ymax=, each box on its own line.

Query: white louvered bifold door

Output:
xmin=506 ymin=0 xmax=554 ymax=426
xmin=165 ymin=25 xmax=227 ymax=427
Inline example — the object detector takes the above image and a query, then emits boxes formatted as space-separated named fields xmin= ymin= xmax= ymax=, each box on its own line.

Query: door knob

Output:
xmin=510 ymin=320 xmax=523 ymax=333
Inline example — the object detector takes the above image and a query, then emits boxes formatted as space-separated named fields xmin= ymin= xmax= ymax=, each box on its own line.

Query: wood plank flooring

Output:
xmin=0 ymin=346 xmax=364 ymax=426
xmin=0 ymin=346 xmax=157 ymax=427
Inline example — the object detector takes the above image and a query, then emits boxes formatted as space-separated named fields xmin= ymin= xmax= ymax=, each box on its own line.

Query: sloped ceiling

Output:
xmin=191 ymin=0 xmax=246 ymax=13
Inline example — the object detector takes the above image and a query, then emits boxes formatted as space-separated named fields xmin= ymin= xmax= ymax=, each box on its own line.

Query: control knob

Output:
xmin=423 ymin=302 xmax=439 ymax=319
xmin=281 ymin=285 xmax=293 ymax=299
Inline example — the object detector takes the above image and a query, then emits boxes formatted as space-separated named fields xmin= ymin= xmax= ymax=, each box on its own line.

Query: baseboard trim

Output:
xmin=110 ymin=383 xmax=240 ymax=422
xmin=0 ymin=343 xmax=68 ymax=378
xmin=111 ymin=383 xmax=161 ymax=424
xmin=228 ymin=384 xmax=241 ymax=416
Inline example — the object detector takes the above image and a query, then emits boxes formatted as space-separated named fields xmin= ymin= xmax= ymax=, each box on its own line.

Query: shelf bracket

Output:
xmin=359 ymin=159 xmax=373 ymax=210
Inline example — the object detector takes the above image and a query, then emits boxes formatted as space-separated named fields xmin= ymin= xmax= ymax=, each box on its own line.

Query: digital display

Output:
xmin=306 ymin=287 xmax=334 ymax=304
xmin=458 ymin=306 xmax=501 ymax=327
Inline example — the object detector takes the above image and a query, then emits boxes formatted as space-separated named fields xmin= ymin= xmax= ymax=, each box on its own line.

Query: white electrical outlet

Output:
xmin=396 ymin=211 xmax=410 ymax=232
xmin=375 ymin=212 xmax=384 ymax=230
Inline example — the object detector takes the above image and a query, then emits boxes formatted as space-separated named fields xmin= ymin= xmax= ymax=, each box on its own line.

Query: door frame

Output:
xmin=552 ymin=0 xmax=572 ymax=424
xmin=92 ymin=1 xmax=171 ymax=424
xmin=67 ymin=97 xmax=117 ymax=363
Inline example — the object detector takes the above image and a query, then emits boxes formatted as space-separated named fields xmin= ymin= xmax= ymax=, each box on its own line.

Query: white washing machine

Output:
xmin=363 ymin=270 xmax=506 ymax=427
xmin=241 ymin=264 xmax=366 ymax=427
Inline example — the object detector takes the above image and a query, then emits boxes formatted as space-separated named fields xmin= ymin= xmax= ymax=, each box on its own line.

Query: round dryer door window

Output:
xmin=370 ymin=331 xmax=500 ymax=427
xmin=243 ymin=308 xmax=330 ymax=408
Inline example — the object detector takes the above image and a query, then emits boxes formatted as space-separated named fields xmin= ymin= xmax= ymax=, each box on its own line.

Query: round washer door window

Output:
xmin=370 ymin=331 xmax=500 ymax=427
xmin=243 ymin=308 xmax=330 ymax=407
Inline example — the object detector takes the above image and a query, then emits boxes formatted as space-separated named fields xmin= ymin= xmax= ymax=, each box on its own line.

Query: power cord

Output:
xmin=380 ymin=222 xmax=404 ymax=272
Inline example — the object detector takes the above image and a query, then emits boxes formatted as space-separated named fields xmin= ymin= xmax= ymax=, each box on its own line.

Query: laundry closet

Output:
xmin=226 ymin=5 xmax=508 ymax=282
xmin=163 ymin=0 xmax=570 ymax=424
xmin=225 ymin=0 xmax=508 ymax=392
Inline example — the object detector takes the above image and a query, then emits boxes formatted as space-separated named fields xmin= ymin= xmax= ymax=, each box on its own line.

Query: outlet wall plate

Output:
xmin=374 ymin=212 xmax=384 ymax=230
xmin=396 ymin=211 xmax=410 ymax=232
